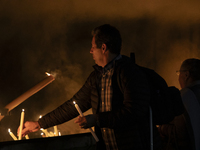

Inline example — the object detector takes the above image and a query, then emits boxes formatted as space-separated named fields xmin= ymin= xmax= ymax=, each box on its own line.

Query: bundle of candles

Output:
xmin=39 ymin=115 xmax=61 ymax=137
xmin=40 ymin=128 xmax=61 ymax=137
xmin=8 ymin=110 xmax=61 ymax=140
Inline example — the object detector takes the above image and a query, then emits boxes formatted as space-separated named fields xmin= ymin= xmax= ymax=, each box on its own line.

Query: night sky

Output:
xmin=0 ymin=0 xmax=200 ymax=142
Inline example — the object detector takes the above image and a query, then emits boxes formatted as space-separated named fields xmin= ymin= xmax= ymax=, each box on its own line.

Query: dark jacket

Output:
xmin=38 ymin=55 xmax=162 ymax=150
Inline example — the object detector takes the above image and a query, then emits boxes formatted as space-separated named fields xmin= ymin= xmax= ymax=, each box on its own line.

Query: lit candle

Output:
xmin=59 ymin=132 xmax=61 ymax=136
xmin=73 ymin=101 xmax=84 ymax=117
xmin=40 ymin=128 xmax=49 ymax=137
xmin=73 ymin=101 xmax=99 ymax=142
xmin=0 ymin=73 xmax=55 ymax=122
xmin=8 ymin=128 xmax=18 ymax=141
xmin=18 ymin=109 xmax=25 ymax=140
xmin=54 ymin=126 xmax=58 ymax=136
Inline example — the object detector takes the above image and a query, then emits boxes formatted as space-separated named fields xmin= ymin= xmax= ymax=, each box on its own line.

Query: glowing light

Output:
xmin=45 ymin=72 xmax=51 ymax=76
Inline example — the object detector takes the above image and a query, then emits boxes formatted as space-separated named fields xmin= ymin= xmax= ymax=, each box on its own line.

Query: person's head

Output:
xmin=90 ymin=24 xmax=122 ymax=67
xmin=92 ymin=24 xmax=122 ymax=55
xmin=178 ymin=58 xmax=200 ymax=88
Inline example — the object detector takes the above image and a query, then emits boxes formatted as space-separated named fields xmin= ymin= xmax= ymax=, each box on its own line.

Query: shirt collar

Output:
xmin=93 ymin=54 xmax=122 ymax=74
xmin=186 ymin=80 xmax=200 ymax=88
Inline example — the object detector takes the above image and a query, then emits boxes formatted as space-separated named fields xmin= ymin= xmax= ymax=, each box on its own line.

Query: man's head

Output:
xmin=90 ymin=24 xmax=122 ymax=67
xmin=92 ymin=24 xmax=122 ymax=55
xmin=178 ymin=58 xmax=200 ymax=88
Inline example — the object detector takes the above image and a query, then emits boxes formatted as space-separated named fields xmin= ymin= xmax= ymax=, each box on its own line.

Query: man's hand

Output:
xmin=74 ymin=114 xmax=97 ymax=129
xmin=17 ymin=121 xmax=40 ymax=137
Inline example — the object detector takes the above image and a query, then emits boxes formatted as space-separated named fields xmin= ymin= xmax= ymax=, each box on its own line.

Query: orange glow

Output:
xmin=45 ymin=72 xmax=51 ymax=76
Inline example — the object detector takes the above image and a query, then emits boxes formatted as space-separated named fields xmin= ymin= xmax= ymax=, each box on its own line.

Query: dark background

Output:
xmin=0 ymin=0 xmax=200 ymax=142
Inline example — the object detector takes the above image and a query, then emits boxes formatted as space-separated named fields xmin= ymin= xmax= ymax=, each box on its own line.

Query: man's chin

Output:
xmin=94 ymin=61 xmax=99 ymax=66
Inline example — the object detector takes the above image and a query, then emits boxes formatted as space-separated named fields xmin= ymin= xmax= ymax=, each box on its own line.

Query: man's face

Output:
xmin=90 ymin=36 xmax=104 ymax=66
xmin=178 ymin=66 xmax=188 ymax=89
xmin=178 ymin=71 xmax=185 ymax=89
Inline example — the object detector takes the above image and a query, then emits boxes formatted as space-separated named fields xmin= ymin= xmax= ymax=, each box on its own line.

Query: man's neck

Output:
xmin=102 ymin=53 xmax=118 ymax=68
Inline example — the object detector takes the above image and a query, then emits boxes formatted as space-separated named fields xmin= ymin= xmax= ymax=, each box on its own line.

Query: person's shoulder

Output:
xmin=115 ymin=55 xmax=138 ymax=70
xmin=180 ymin=87 xmax=191 ymax=96
xmin=115 ymin=55 xmax=145 ymax=80
xmin=181 ymin=87 xmax=194 ymax=95
xmin=180 ymin=87 xmax=196 ymax=104
xmin=87 ymin=70 xmax=96 ymax=80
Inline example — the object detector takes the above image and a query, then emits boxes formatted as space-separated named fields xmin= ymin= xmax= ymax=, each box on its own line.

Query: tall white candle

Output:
xmin=18 ymin=109 xmax=25 ymax=140
xmin=8 ymin=128 xmax=18 ymax=141
xmin=73 ymin=101 xmax=84 ymax=117
xmin=0 ymin=73 xmax=55 ymax=122
xmin=73 ymin=101 xmax=99 ymax=142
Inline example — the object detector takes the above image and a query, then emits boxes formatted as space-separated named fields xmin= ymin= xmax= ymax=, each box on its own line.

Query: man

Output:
xmin=159 ymin=58 xmax=200 ymax=150
xmin=18 ymin=24 xmax=161 ymax=149
xmin=177 ymin=58 xmax=200 ymax=150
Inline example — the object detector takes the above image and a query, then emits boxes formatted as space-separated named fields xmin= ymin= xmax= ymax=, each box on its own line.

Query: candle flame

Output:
xmin=40 ymin=128 xmax=44 ymax=131
xmin=8 ymin=128 xmax=11 ymax=132
xmin=39 ymin=115 xmax=42 ymax=118
xmin=41 ymin=133 xmax=44 ymax=135
xmin=45 ymin=72 xmax=51 ymax=76
xmin=59 ymin=132 xmax=61 ymax=136
xmin=22 ymin=109 xmax=24 ymax=112
xmin=73 ymin=101 xmax=76 ymax=104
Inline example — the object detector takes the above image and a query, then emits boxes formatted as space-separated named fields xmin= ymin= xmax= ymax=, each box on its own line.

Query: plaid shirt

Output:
xmin=99 ymin=55 xmax=122 ymax=150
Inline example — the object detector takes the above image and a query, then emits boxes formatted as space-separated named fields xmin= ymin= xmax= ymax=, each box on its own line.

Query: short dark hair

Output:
xmin=181 ymin=58 xmax=200 ymax=80
xmin=92 ymin=24 xmax=122 ymax=54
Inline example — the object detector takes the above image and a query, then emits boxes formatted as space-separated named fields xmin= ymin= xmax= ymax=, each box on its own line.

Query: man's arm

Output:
xmin=38 ymin=72 xmax=94 ymax=129
xmin=18 ymin=71 xmax=95 ymax=135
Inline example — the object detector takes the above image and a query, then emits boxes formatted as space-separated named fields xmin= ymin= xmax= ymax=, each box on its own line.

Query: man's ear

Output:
xmin=185 ymin=70 xmax=190 ymax=80
xmin=101 ymin=44 xmax=107 ymax=53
